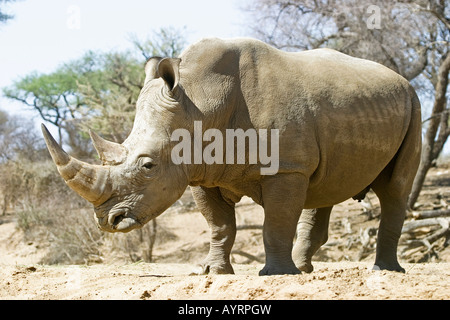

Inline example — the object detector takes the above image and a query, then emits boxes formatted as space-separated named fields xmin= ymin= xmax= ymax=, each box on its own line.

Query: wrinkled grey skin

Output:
xmin=43 ymin=38 xmax=421 ymax=275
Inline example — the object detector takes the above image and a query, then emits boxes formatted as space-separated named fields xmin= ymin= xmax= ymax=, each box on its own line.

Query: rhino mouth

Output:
xmin=97 ymin=209 xmax=142 ymax=233
xmin=112 ymin=216 xmax=141 ymax=232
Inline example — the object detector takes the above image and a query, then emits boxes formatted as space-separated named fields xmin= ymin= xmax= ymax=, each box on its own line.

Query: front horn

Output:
xmin=41 ymin=124 xmax=112 ymax=206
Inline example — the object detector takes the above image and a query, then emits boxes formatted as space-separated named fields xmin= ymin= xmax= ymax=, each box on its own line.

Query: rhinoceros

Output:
xmin=42 ymin=37 xmax=421 ymax=275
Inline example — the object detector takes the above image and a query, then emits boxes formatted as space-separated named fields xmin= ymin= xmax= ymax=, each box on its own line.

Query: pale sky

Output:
xmin=0 ymin=0 xmax=248 ymax=117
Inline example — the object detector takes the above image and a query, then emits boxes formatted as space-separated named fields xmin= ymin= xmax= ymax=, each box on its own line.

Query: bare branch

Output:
xmin=412 ymin=209 xmax=450 ymax=219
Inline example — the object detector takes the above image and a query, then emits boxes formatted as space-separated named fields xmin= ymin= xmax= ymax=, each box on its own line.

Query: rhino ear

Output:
xmin=144 ymin=57 xmax=163 ymax=83
xmin=158 ymin=58 xmax=181 ymax=91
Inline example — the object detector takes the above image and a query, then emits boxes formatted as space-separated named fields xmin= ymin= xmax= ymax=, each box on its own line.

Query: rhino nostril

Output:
xmin=108 ymin=211 xmax=125 ymax=227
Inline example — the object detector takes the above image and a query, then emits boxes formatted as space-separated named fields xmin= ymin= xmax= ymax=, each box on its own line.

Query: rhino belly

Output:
xmin=304 ymin=156 xmax=391 ymax=209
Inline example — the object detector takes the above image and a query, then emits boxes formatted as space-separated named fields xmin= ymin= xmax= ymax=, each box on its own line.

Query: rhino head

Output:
xmin=42 ymin=57 xmax=192 ymax=233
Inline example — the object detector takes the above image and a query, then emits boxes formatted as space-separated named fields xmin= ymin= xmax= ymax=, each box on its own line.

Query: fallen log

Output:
xmin=402 ymin=217 xmax=450 ymax=233
xmin=400 ymin=217 xmax=450 ymax=260
xmin=412 ymin=209 xmax=450 ymax=220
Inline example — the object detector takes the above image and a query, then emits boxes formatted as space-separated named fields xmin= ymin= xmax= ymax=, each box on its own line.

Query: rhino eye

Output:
xmin=142 ymin=162 xmax=155 ymax=170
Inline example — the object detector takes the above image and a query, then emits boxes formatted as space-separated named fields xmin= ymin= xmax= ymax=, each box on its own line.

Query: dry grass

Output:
xmin=0 ymin=159 xmax=174 ymax=265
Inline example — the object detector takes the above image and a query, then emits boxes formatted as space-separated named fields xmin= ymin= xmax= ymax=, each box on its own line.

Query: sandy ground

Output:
xmin=1 ymin=203 xmax=449 ymax=300
xmin=1 ymin=167 xmax=449 ymax=300
xmin=0 ymin=261 xmax=448 ymax=300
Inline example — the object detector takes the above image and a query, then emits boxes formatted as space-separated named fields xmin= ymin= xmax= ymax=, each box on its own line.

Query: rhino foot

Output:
xmin=296 ymin=262 xmax=314 ymax=273
xmin=191 ymin=261 xmax=234 ymax=275
xmin=372 ymin=262 xmax=405 ymax=273
xmin=259 ymin=263 xmax=301 ymax=276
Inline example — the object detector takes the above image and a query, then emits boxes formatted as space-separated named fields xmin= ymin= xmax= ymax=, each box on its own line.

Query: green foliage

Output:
xmin=3 ymin=70 xmax=84 ymax=127
xmin=3 ymin=27 xmax=188 ymax=150
xmin=76 ymin=50 xmax=144 ymax=143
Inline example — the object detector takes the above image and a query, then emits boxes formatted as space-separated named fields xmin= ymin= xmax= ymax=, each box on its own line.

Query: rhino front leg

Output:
xmin=191 ymin=186 xmax=236 ymax=274
xmin=293 ymin=206 xmax=332 ymax=273
xmin=259 ymin=173 xmax=308 ymax=275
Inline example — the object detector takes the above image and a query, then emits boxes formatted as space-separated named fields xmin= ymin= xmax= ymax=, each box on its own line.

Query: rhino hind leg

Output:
xmin=370 ymin=105 xmax=421 ymax=273
xmin=370 ymin=183 xmax=407 ymax=273
xmin=191 ymin=186 xmax=236 ymax=275
xmin=292 ymin=206 xmax=333 ymax=273
xmin=370 ymin=162 xmax=410 ymax=273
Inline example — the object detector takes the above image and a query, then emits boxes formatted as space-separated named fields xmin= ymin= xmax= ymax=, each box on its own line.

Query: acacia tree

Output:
xmin=3 ymin=27 xmax=187 ymax=156
xmin=80 ymin=27 xmax=187 ymax=143
xmin=244 ymin=0 xmax=450 ymax=208
xmin=3 ymin=66 xmax=87 ymax=146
